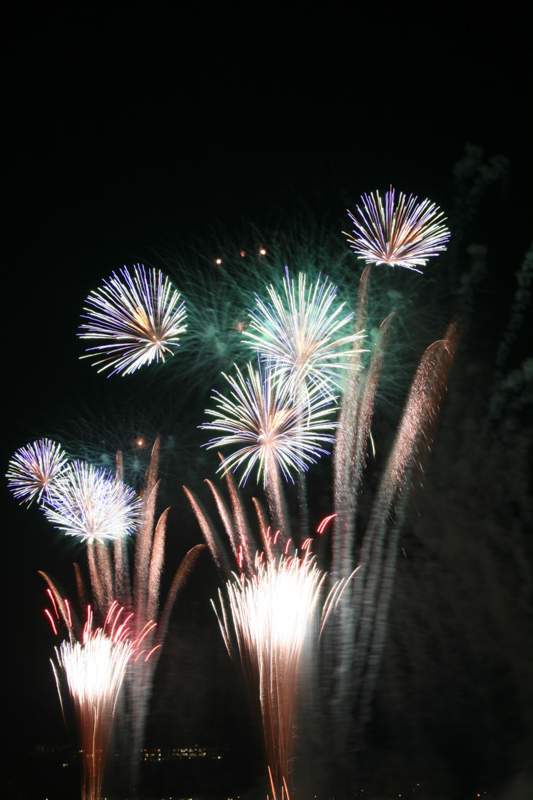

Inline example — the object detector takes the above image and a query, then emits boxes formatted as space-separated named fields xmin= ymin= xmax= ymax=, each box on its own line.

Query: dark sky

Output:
xmin=2 ymin=6 xmax=532 ymax=798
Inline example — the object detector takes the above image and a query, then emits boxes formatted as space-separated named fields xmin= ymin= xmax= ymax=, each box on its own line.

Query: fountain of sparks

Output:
xmin=51 ymin=603 xmax=154 ymax=800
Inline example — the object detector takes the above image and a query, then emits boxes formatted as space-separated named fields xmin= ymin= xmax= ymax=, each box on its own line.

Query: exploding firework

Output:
xmin=346 ymin=188 xmax=450 ymax=272
xmin=79 ymin=264 xmax=187 ymax=375
xmin=216 ymin=553 xmax=335 ymax=798
xmin=52 ymin=604 xmax=145 ymax=800
xmin=6 ymin=438 xmax=68 ymax=505
xmin=244 ymin=268 xmax=362 ymax=401
xmin=202 ymin=361 xmax=336 ymax=533
xmin=202 ymin=362 xmax=336 ymax=486
xmin=42 ymin=459 xmax=142 ymax=541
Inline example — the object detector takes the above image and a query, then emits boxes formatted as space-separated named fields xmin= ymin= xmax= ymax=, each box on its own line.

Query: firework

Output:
xmin=79 ymin=264 xmax=187 ymax=375
xmin=202 ymin=361 xmax=335 ymax=534
xmin=215 ymin=553 xmax=328 ymax=798
xmin=42 ymin=460 xmax=141 ymax=541
xmin=202 ymin=362 xmax=335 ymax=487
xmin=346 ymin=188 xmax=450 ymax=272
xmin=6 ymin=438 xmax=68 ymax=505
xmin=245 ymin=269 xmax=362 ymax=400
xmin=52 ymin=605 xmax=137 ymax=800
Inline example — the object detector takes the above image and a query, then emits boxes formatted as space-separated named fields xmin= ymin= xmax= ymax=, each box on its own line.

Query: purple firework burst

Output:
xmin=79 ymin=264 xmax=187 ymax=376
xmin=6 ymin=439 xmax=68 ymax=505
xmin=346 ymin=187 xmax=450 ymax=272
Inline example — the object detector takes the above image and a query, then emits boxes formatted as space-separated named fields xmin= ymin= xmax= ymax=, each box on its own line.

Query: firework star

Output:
xmin=346 ymin=187 xmax=450 ymax=272
xmin=79 ymin=264 xmax=187 ymax=375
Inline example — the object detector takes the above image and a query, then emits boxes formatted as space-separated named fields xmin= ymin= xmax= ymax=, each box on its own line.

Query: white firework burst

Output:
xmin=244 ymin=269 xmax=362 ymax=400
xmin=202 ymin=361 xmax=336 ymax=487
xmin=6 ymin=439 xmax=68 ymax=505
xmin=52 ymin=606 xmax=137 ymax=800
xmin=346 ymin=187 xmax=450 ymax=272
xmin=79 ymin=264 xmax=187 ymax=375
xmin=43 ymin=460 xmax=141 ymax=541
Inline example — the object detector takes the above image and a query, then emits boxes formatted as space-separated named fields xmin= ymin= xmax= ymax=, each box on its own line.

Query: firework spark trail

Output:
xmin=52 ymin=606 xmax=136 ymax=800
xmin=326 ymin=306 xmax=396 ymax=768
xmin=146 ymin=508 xmax=170 ymax=622
xmin=251 ymin=497 xmax=274 ymax=561
xmin=182 ymin=485 xmax=231 ymax=573
xmin=134 ymin=437 xmax=161 ymax=625
xmin=332 ymin=265 xmax=374 ymax=575
xmin=244 ymin=268 xmax=362 ymax=403
xmin=122 ymin=438 xmax=205 ymax=790
xmin=79 ymin=264 xmax=187 ymax=375
xmin=334 ymin=311 xmax=396 ymax=577
xmin=352 ymin=323 xmax=459 ymax=693
xmin=74 ymin=562 xmax=89 ymax=611
xmin=6 ymin=438 xmax=68 ymax=505
xmin=329 ymin=321 xmax=458 ymax=761
xmin=324 ymin=257 xmax=457 ymax=776
xmin=215 ymin=554 xmax=328 ymax=798
xmin=345 ymin=188 xmax=450 ymax=272
xmin=87 ymin=540 xmax=106 ymax=615
xmin=39 ymin=570 xmax=77 ymax=635
xmin=204 ymin=479 xmax=238 ymax=559
xmin=222 ymin=457 xmax=258 ymax=573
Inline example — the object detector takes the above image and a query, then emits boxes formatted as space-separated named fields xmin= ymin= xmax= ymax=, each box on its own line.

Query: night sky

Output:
xmin=3 ymin=7 xmax=533 ymax=799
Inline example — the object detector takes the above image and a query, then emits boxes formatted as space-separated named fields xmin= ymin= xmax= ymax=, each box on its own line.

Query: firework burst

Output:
xmin=42 ymin=460 xmax=141 ymax=541
xmin=79 ymin=264 xmax=187 ymax=375
xmin=6 ymin=438 xmax=68 ymax=504
xmin=244 ymin=269 xmax=362 ymax=400
xmin=202 ymin=362 xmax=336 ymax=487
xmin=346 ymin=188 xmax=450 ymax=272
